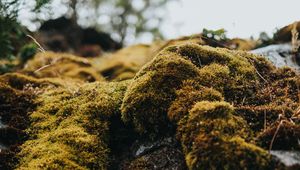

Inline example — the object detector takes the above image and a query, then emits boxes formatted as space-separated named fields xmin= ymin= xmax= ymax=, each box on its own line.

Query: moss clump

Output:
xmin=23 ymin=51 xmax=104 ymax=82
xmin=177 ymin=101 xmax=272 ymax=169
xmin=119 ymin=43 xmax=300 ymax=168
xmin=185 ymin=136 xmax=273 ymax=170
xmin=236 ymin=105 xmax=294 ymax=132
xmin=17 ymin=80 xmax=129 ymax=169
xmin=121 ymin=43 xmax=260 ymax=136
xmin=168 ymin=79 xmax=223 ymax=123
xmin=95 ymin=44 xmax=162 ymax=81
xmin=121 ymin=46 xmax=201 ymax=136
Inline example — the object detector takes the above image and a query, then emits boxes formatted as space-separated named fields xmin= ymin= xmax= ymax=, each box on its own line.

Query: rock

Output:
xmin=271 ymin=151 xmax=300 ymax=167
xmin=251 ymin=43 xmax=300 ymax=71
xmin=274 ymin=21 xmax=300 ymax=43
xmin=119 ymin=137 xmax=187 ymax=170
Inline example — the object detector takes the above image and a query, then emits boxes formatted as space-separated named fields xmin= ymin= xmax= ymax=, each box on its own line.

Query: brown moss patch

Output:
xmin=257 ymin=121 xmax=300 ymax=151
xmin=23 ymin=51 xmax=104 ymax=82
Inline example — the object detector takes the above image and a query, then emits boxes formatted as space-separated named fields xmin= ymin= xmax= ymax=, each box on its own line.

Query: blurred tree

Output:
xmin=33 ymin=0 xmax=170 ymax=45
xmin=0 ymin=0 xmax=49 ymax=59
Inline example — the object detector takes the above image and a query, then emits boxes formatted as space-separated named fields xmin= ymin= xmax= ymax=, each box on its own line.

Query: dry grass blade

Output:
xmin=27 ymin=34 xmax=45 ymax=52
xmin=268 ymin=120 xmax=283 ymax=152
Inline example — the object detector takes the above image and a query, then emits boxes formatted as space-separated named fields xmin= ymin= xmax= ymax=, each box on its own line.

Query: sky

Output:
xmin=161 ymin=0 xmax=300 ymax=40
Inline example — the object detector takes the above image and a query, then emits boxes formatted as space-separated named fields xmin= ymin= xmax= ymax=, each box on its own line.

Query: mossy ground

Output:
xmin=121 ymin=43 xmax=300 ymax=169
xmin=17 ymin=80 xmax=129 ymax=169
xmin=1 ymin=40 xmax=300 ymax=169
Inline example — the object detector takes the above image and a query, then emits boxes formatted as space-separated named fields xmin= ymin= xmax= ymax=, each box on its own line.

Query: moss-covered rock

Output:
xmin=16 ymin=80 xmax=129 ymax=169
xmin=2 ymin=39 xmax=300 ymax=169
xmin=121 ymin=44 xmax=260 ymax=136
xmin=120 ymin=43 xmax=300 ymax=168
xmin=176 ymin=101 xmax=274 ymax=169
xmin=121 ymin=46 xmax=201 ymax=136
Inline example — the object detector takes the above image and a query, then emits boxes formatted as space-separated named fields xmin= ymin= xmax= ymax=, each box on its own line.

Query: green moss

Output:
xmin=17 ymin=80 xmax=130 ymax=169
xmin=121 ymin=43 xmax=263 ymax=136
xmin=197 ymin=63 xmax=230 ymax=92
xmin=4 ymin=41 xmax=300 ymax=169
xmin=185 ymin=136 xmax=272 ymax=170
xmin=176 ymin=101 xmax=250 ymax=152
xmin=177 ymin=101 xmax=272 ymax=169
xmin=121 ymin=48 xmax=201 ymax=136
xmin=168 ymin=79 xmax=223 ymax=123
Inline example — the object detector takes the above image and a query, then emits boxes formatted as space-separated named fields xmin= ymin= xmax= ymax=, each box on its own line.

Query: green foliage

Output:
xmin=202 ymin=28 xmax=228 ymax=41
xmin=0 ymin=0 xmax=23 ymax=59
xmin=19 ymin=43 xmax=38 ymax=63
xmin=0 ymin=0 xmax=49 ymax=59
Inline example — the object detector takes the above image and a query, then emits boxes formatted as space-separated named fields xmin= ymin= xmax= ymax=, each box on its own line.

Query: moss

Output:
xmin=0 ymin=74 xmax=39 ymax=169
xmin=185 ymin=136 xmax=273 ymax=170
xmin=257 ymin=121 xmax=300 ymax=150
xmin=23 ymin=51 xmax=104 ymax=82
xmin=17 ymin=80 xmax=130 ymax=169
xmin=121 ymin=47 xmax=201 ymax=136
xmin=176 ymin=101 xmax=273 ymax=169
xmin=236 ymin=105 xmax=294 ymax=133
xmin=121 ymin=43 xmax=261 ymax=136
xmin=95 ymin=44 xmax=161 ymax=81
xmin=3 ymin=41 xmax=300 ymax=169
xmin=118 ymin=43 xmax=300 ymax=168
xmin=176 ymin=101 xmax=250 ymax=152
xmin=168 ymin=79 xmax=223 ymax=123
xmin=197 ymin=63 xmax=231 ymax=92
xmin=0 ymin=73 xmax=62 ymax=90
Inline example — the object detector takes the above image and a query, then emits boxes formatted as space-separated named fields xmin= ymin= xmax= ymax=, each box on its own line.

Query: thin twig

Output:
xmin=264 ymin=110 xmax=267 ymax=131
xmin=27 ymin=35 xmax=45 ymax=52
xmin=247 ymin=58 xmax=268 ymax=83
xmin=269 ymin=120 xmax=283 ymax=152
xmin=34 ymin=64 xmax=51 ymax=73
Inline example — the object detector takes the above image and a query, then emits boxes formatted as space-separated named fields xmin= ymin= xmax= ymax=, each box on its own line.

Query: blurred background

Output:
xmin=5 ymin=0 xmax=300 ymax=45
xmin=1 ymin=0 xmax=300 ymax=61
